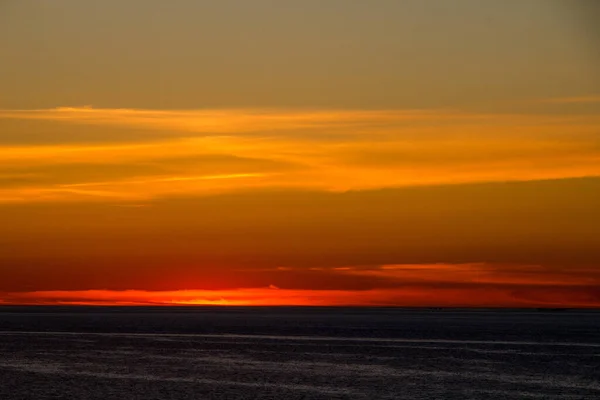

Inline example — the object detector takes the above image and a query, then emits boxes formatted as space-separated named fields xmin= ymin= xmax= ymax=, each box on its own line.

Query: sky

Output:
xmin=0 ymin=0 xmax=599 ymax=307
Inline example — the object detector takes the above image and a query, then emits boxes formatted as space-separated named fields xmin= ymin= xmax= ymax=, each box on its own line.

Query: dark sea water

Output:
xmin=0 ymin=307 xmax=599 ymax=399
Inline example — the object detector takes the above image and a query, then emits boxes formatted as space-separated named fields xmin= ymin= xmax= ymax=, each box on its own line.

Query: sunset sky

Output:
xmin=1 ymin=0 xmax=599 ymax=307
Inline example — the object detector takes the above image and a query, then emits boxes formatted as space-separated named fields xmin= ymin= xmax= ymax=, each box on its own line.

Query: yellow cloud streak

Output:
xmin=1 ymin=107 xmax=599 ymax=202
xmin=0 ymin=107 xmax=443 ymax=134
xmin=59 ymin=173 xmax=266 ymax=188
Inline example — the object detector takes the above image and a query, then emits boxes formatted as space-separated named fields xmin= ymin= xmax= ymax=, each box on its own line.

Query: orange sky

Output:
xmin=1 ymin=1 xmax=599 ymax=307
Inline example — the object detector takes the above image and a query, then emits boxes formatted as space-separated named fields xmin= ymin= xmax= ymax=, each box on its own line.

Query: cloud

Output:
xmin=2 ymin=261 xmax=595 ymax=307
xmin=0 ymin=107 xmax=441 ymax=137
xmin=2 ymin=282 xmax=599 ymax=308
xmin=342 ymin=263 xmax=600 ymax=288
xmin=542 ymin=95 xmax=600 ymax=104
xmin=0 ymin=107 xmax=599 ymax=202
xmin=1 ymin=178 xmax=598 ymax=286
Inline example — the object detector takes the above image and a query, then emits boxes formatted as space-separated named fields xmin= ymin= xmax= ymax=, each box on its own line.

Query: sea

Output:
xmin=0 ymin=306 xmax=599 ymax=399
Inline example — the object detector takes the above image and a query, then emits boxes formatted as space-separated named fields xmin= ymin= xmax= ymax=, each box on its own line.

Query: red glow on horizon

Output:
xmin=1 ymin=287 xmax=599 ymax=308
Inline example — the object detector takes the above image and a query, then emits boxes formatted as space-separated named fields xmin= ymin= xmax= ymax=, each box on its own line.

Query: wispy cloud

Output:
xmin=341 ymin=263 xmax=600 ymax=287
xmin=58 ymin=173 xmax=265 ymax=188
xmin=541 ymin=95 xmax=600 ymax=104
xmin=0 ymin=106 xmax=442 ymax=136
xmin=1 ymin=107 xmax=599 ymax=202
xmin=2 ymin=284 xmax=599 ymax=308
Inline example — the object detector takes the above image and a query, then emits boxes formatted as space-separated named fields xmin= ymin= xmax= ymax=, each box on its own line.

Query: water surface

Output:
xmin=0 ymin=307 xmax=598 ymax=399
